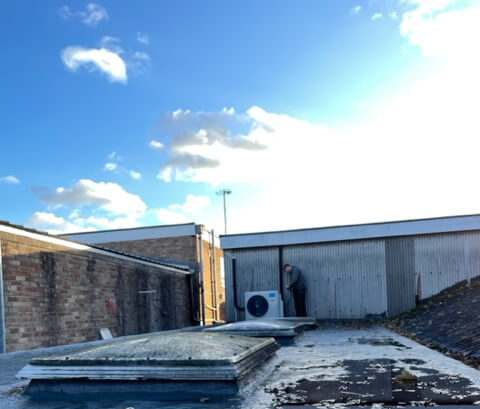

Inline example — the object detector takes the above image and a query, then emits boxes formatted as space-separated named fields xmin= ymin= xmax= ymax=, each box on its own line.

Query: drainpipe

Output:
xmin=232 ymin=257 xmax=245 ymax=314
xmin=197 ymin=225 xmax=206 ymax=326
xmin=0 ymin=237 xmax=6 ymax=353
xmin=187 ymin=273 xmax=196 ymax=325
xmin=211 ymin=229 xmax=218 ymax=322
xmin=278 ymin=246 xmax=285 ymax=316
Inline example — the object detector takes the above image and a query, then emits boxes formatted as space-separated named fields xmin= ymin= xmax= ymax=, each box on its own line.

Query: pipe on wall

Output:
xmin=278 ymin=246 xmax=285 ymax=316
xmin=232 ymin=258 xmax=245 ymax=312
xmin=0 ymin=237 xmax=6 ymax=353
xmin=187 ymin=273 xmax=197 ymax=325
xmin=210 ymin=229 xmax=218 ymax=321
xmin=198 ymin=232 xmax=206 ymax=326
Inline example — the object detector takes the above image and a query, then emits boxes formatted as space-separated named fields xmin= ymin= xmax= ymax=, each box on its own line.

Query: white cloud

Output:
xmin=153 ymin=83 xmax=480 ymax=234
xmin=61 ymin=46 xmax=127 ymax=83
xmin=104 ymin=162 xmax=117 ymax=171
xmin=58 ymin=6 xmax=73 ymax=20
xmin=58 ymin=3 xmax=108 ymax=27
xmin=155 ymin=209 xmax=191 ymax=225
xmin=129 ymin=170 xmax=141 ymax=180
xmin=136 ymin=32 xmax=149 ymax=44
xmin=133 ymin=51 xmax=150 ymax=61
xmin=26 ymin=212 xmax=81 ymax=234
xmin=158 ymin=167 xmax=172 ymax=183
xmin=39 ymin=179 xmax=147 ymax=217
xmin=26 ymin=211 xmax=142 ymax=234
xmin=400 ymin=0 xmax=480 ymax=58
xmin=390 ymin=11 xmax=398 ymax=20
xmin=82 ymin=3 xmax=108 ymax=26
xmin=154 ymin=194 xmax=211 ymax=225
xmin=371 ymin=13 xmax=383 ymax=20
xmin=100 ymin=36 xmax=123 ymax=54
xmin=0 ymin=175 xmax=20 ymax=184
xmin=81 ymin=215 xmax=141 ymax=230
xmin=149 ymin=140 xmax=164 ymax=149
xmin=29 ymin=179 xmax=148 ymax=233
xmin=156 ymin=106 xmax=326 ymax=186
xmin=170 ymin=194 xmax=211 ymax=215
xmin=351 ymin=5 xmax=362 ymax=14
xmin=103 ymin=152 xmax=140 ymax=179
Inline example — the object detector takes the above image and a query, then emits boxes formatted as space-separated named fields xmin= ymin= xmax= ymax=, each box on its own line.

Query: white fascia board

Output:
xmin=61 ymin=224 xmax=197 ymax=244
xmin=220 ymin=215 xmax=480 ymax=249
xmin=0 ymin=225 xmax=190 ymax=275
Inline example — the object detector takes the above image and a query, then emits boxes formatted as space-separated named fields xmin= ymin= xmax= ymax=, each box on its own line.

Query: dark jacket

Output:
xmin=289 ymin=266 xmax=305 ymax=290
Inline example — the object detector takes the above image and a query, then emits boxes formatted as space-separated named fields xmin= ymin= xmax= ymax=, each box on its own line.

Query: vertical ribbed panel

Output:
xmin=385 ymin=237 xmax=416 ymax=317
xmin=282 ymin=240 xmax=387 ymax=319
xmin=223 ymin=230 xmax=480 ymax=322
xmin=415 ymin=232 xmax=480 ymax=300
xmin=225 ymin=247 xmax=279 ymax=322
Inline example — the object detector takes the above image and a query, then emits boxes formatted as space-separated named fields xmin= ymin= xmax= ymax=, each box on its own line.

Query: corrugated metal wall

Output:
xmin=225 ymin=247 xmax=279 ymax=322
xmin=283 ymin=241 xmax=387 ymax=319
xmin=415 ymin=232 xmax=480 ymax=299
xmin=385 ymin=238 xmax=416 ymax=316
xmin=224 ymin=231 xmax=480 ymax=321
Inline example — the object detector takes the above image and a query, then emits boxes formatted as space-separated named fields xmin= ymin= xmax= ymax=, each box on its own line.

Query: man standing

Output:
xmin=284 ymin=264 xmax=307 ymax=317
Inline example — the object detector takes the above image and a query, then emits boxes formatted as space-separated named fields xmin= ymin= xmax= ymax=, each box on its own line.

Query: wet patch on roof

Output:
xmin=356 ymin=337 xmax=409 ymax=349
xmin=267 ymin=358 xmax=480 ymax=406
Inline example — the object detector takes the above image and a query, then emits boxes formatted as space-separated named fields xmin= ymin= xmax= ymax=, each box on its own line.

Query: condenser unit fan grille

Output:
xmin=246 ymin=295 xmax=269 ymax=317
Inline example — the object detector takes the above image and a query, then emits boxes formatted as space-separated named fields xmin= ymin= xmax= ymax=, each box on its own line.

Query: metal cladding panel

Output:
xmin=282 ymin=240 xmax=387 ymax=319
xmin=415 ymin=232 xmax=480 ymax=300
xmin=224 ymin=247 xmax=279 ymax=322
xmin=385 ymin=238 xmax=416 ymax=317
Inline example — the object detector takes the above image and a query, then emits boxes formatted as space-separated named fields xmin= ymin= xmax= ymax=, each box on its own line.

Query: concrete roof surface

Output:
xmin=2 ymin=325 xmax=480 ymax=408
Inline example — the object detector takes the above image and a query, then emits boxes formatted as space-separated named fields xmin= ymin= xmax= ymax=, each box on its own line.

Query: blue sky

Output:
xmin=1 ymin=0 xmax=479 ymax=234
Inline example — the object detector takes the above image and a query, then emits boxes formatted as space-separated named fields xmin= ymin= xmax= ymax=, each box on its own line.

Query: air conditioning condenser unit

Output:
xmin=245 ymin=291 xmax=284 ymax=320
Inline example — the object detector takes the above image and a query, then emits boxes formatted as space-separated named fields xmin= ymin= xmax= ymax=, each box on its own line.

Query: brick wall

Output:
xmin=201 ymin=239 xmax=226 ymax=323
xmin=91 ymin=234 xmax=224 ymax=324
xmin=0 ymin=231 xmax=193 ymax=352
xmin=96 ymin=235 xmax=201 ymax=323
xmin=98 ymin=236 xmax=199 ymax=267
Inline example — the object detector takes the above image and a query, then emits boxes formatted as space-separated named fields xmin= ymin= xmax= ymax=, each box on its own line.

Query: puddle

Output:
xmin=400 ymin=359 xmax=427 ymax=365
xmin=266 ymin=359 xmax=480 ymax=406
xmin=356 ymin=337 xmax=409 ymax=348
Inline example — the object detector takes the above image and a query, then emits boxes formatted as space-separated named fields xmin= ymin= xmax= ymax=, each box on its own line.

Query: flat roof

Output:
xmin=220 ymin=214 xmax=480 ymax=249
xmin=0 ymin=221 xmax=190 ymax=274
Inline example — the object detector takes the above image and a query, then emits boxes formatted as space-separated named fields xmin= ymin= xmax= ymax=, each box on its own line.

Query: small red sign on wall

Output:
xmin=108 ymin=298 xmax=116 ymax=315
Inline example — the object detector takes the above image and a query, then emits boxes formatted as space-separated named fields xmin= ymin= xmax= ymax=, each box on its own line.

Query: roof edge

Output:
xmin=0 ymin=222 xmax=191 ymax=275
xmin=220 ymin=213 xmax=480 ymax=249
xmin=58 ymin=222 xmax=196 ymax=236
